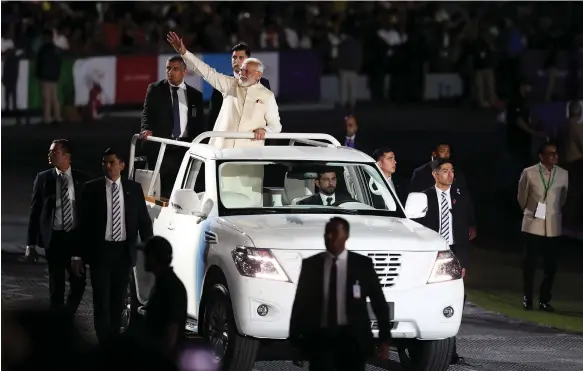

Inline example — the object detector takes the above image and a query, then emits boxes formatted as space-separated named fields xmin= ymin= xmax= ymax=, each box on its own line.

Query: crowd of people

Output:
xmin=3 ymin=1 xmax=583 ymax=111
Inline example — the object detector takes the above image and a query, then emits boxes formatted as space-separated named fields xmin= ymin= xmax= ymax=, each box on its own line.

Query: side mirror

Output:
xmin=170 ymin=189 xmax=201 ymax=216
xmin=196 ymin=199 xmax=214 ymax=223
xmin=405 ymin=192 xmax=428 ymax=219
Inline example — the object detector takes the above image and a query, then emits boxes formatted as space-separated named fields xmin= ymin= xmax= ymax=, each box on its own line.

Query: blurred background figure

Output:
xmin=36 ymin=29 xmax=63 ymax=125
xmin=562 ymin=101 xmax=583 ymax=233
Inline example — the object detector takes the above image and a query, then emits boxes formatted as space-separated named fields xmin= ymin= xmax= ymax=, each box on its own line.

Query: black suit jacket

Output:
xmin=27 ymin=168 xmax=91 ymax=249
xmin=297 ymin=193 xmax=354 ymax=206
xmin=335 ymin=132 xmax=369 ymax=154
xmin=413 ymin=186 xmax=473 ymax=268
xmin=289 ymin=251 xmax=391 ymax=357
xmin=77 ymin=177 xmax=153 ymax=265
xmin=208 ymin=77 xmax=271 ymax=129
xmin=141 ymin=79 xmax=205 ymax=142
xmin=409 ymin=161 xmax=475 ymax=226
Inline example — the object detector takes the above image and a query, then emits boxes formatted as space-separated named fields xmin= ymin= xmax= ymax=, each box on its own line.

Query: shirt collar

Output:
xmin=233 ymin=72 xmax=239 ymax=79
xmin=326 ymin=248 xmax=348 ymax=261
xmin=538 ymin=162 xmax=555 ymax=173
xmin=169 ymin=80 xmax=186 ymax=90
xmin=320 ymin=193 xmax=335 ymax=202
xmin=435 ymin=185 xmax=451 ymax=196
xmin=346 ymin=134 xmax=355 ymax=140
xmin=105 ymin=177 xmax=122 ymax=187
xmin=55 ymin=167 xmax=72 ymax=177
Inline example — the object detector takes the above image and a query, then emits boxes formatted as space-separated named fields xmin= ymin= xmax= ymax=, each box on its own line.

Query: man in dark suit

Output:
xmin=298 ymin=170 xmax=354 ymax=206
xmin=140 ymin=55 xmax=204 ymax=198
xmin=290 ymin=217 xmax=391 ymax=371
xmin=335 ymin=114 xmax=368 ymax=153
xmin=412 ymin=158 xmax=475 ymax=365
xmin=26 ymin=139 xmax=90 ymax=314
xmin=409 ymin=142 xmax=477 ymax=240
xmin=208 ymin=43 xmax=271 ymax=129
xmin=372 ymin=147 xmax=408 ymax=204
xmin=72 ymin=148 xmax=153 ymax=344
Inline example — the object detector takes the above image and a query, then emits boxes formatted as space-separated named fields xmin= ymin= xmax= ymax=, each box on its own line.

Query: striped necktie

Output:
xmin=61 ymin=174 xmax=73 ymax=232
xmin=111 ymin=183 xmax=122 ymax=241
xmin=439 ymin=192 xmax=450 ymax=243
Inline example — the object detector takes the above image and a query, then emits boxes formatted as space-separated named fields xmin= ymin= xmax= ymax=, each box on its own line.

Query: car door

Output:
xmin=153 ymin=155 xmax=210 ymax=317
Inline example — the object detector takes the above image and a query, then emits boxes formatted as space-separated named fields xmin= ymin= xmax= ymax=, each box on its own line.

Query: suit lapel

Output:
xmin=314 ymin=253 xmax=325 ymax=312
xmin=162 ymin=80 xmax=173 ymax=123
xmin=122 ymin=180 xmax=131 ymax=230
xmin=345 ymin=252 xmax=356 ymax=308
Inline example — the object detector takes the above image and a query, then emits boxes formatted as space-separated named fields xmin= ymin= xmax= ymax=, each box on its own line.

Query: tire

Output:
xmin=398 ymin=337 xmax=455 ymax=371
xmin=203 ymin=285 xmax=259 ymax=371
xmin=119 ymin=272 xmax=138 ymax=334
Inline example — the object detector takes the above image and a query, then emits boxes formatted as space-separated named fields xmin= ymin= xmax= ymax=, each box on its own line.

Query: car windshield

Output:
xmin=216 ymin=160 xmax=406 ymax=218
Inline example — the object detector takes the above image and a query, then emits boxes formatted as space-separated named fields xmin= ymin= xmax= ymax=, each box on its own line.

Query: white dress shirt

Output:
xmin=53 ymin=167 xmax=76 ymax=230
xmin=322 ymin=249 xmax=348 ymax=327
xmin=320 ymin=193 xmax=336 ymax=205
xmin=169 ymin=80 xmax=188 ymax=138
xmin=435 ymin=186 xmax=455 ymax=245
xmin=105 ymin=177 xmax=126 ymax=242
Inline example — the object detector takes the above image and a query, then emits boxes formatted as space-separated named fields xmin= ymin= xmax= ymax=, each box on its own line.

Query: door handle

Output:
xmin=167 ymin=221 xmax=175 ymax=230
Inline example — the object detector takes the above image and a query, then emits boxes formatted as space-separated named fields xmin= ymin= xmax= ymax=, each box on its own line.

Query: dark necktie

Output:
xmin=346 ymin=137 xmax=354 ymax=148
xmin=112 ymin=183 xmax=122 ymax=241
xmin=60 ymin=174 xmax=73 ymax=232
xmin=171 ymin=86 xmax=181 ymax=138
xmin=327 ymin=257 xmax=338 ymax=327
xmin=326 ymin=197 xmax=333 ymax=206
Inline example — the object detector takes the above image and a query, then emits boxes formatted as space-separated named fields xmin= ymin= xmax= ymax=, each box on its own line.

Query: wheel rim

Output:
xmin=207 ymin=298 xmax=229 ymax=361
xmin=119 ymin=282 xmax=132 ymax=333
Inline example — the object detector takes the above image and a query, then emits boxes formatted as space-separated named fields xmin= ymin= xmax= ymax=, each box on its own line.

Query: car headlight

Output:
xmin=231 ymin=246 xmax=291 ymax=282
xmin=427 ymin=250 xmax=462 ymax=284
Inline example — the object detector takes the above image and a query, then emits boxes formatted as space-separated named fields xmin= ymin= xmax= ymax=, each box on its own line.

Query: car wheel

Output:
xmin=119 ymin=272 xmax=138 ymax=334
xmin=398 ymin=337 xmax=455 ymax=371
xmin=204 ymin=286 xmax=259 ymax=371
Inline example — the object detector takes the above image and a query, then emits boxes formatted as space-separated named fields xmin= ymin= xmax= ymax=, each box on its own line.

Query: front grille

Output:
xmin=366 ymin=252 xmax=402 ymax=287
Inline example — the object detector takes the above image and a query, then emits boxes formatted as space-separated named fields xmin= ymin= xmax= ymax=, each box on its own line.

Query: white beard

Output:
xmin=237 ymin=77 xmax=254 ymax=87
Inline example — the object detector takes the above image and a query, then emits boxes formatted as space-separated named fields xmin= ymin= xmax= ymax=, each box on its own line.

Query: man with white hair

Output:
xmin=166 ymin=32 xmax=282 ymax=149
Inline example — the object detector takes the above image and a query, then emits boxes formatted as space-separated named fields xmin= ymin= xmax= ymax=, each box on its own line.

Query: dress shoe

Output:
xmin=523 ymin=297 xmax=533 ymax=310
xmin=539 ymin=302 xmax=555 ymax=312
xmin=450 ymin=353 xmax=467 ymax=365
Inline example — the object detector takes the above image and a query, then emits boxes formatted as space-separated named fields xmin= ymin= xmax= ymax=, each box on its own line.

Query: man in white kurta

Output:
xmin=167 ymin=32 xmax=282 ymax=206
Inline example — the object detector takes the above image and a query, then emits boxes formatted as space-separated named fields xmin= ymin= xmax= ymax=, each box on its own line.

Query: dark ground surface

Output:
xmin=2 ymin=104 xmax=582 ymax=370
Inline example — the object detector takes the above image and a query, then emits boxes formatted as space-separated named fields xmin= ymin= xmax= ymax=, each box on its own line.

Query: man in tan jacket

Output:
xmin=517 ymin=142 xmax=568 ymax=312
xmin=167 ymin=31 xmax=282 ymax=149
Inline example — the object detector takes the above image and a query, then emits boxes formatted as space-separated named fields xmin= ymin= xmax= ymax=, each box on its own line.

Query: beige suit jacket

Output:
xmin=517 ymin=164 xmax=569 ymax=237
xmin=182 ymin=51 xmax=282 ymax=149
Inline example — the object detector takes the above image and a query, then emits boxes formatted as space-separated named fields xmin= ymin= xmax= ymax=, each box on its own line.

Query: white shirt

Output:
xmin=322 ymin=249 xmax=348 ymax=327
xmin=435 ymin=186 xmax=454 ymax=245
xmin=53 ymin=167 xmax=76 ymax=230
xmin=320 ymin=193 xmax=335 ymax=206
xmin=105 ymin=177 xmax=126 ymax=241
xmin=169 ymin=80 xmax=188 ymax=138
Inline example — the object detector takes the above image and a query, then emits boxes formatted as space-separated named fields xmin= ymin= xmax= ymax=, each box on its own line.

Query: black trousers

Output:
xmin=90 ymin=241 xmax=131 ymax=344
xmin=308 ymin=326 xmax=367 ymax=371
xmin=146 ymin=139 xmax=189 ymax=198
xmin=522 ymin=233 xmax=558 ymax=303
xmin=46 ymin=230 xmax=86 ymax=314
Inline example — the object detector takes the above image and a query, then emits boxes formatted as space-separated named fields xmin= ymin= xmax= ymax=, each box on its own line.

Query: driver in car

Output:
xmin=298 ymin=171 xmax=354 ymax=206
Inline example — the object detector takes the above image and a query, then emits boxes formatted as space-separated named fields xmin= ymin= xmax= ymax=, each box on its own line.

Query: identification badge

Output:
xmin=353 ymin=281 xmax=361 ymax=299
xmin=534 ymin=202 xmax=546 ymax=220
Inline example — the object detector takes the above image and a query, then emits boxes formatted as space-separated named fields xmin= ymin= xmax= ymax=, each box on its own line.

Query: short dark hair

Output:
xmin=317 ymin=167 xmax=338 ymax=180
xmin=143 ymin=236 xmax=173 ymax=267
xmin=431 ymin=158 xmax=453 ymax=172
xmin=232 ymin=43 xmax=251 ymax=57
xmin=103 ymin=148 xmax=125 ymax=163
xmin=327 ymin=217 xmax=350 ymax=235
xmin=372 ymin=147 xmax=394 ymax=162
xmin=167 ymin=55 xmax=186 ymax=69
xmin=52 ymin=139 xmax=72 ymax=155
xmin=538 ymin=141 xmax=557 ymax=155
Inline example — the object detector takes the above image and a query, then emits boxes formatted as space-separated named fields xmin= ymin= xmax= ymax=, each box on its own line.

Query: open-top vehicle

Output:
xmin=125 ymin=131 xmax=465 ymax=371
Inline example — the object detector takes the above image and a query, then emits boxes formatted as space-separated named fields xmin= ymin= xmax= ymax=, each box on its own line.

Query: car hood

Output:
xmin=218 ymin=213 xmax=446 ymax=252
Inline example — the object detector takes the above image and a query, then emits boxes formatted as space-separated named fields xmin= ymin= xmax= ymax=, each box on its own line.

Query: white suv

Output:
xmin=125 ymin=132 xmax=464 ymax=371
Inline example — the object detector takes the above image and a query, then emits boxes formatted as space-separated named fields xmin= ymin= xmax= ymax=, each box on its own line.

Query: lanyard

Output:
xmin=538 ymin=164 xmax=556 ymax=201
